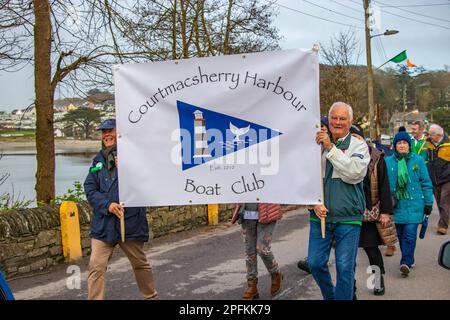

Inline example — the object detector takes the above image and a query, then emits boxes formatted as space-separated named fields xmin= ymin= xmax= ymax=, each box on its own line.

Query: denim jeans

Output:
xmin=241 ymin=219 xmax=279 ymax=280
xmin=308 ymin=221 xmax=361 ymax=300
xmin=395 ymin=223 xmax=419 ymax=267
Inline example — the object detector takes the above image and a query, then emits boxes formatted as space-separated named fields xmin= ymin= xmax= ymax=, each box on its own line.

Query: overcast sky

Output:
xmin=1 ymin=0 xmax=449 ymax=112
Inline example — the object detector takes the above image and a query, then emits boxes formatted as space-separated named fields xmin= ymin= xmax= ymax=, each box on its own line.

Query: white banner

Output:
xmin=114 ymin=49 xmax=322 ymax=206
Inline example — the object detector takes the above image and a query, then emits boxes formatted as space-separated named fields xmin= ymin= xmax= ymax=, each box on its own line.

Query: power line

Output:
xmin=376 ymin=36 xmax=388 ymax=62
xmin=301 ymin=0 xmax=364 ymax=22
xmin=348 ymin=0 xmax=450 ymax=30
xmin=378 ymin=8 xmax=450 ymax=30
xmin=379 ymin=3 xmax=450 ymax=8
xmin=329 ymin=0 xmax=364 ymax=13
xmin=274 ymin=2 xmax=364 ymax=30
xmin=375 ymin=0 xmax=450 ymax=23
xmin=372 ymin=35 xmax=384 ymax=63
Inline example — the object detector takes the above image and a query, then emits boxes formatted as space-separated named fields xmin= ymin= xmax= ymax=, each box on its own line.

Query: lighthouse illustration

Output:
xmin=193 ymin=110 xmax=211 ymax=158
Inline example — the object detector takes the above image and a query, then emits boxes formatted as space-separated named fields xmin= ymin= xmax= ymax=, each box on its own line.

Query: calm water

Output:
xmin=0 ymin=154 xmax=95 ymax=206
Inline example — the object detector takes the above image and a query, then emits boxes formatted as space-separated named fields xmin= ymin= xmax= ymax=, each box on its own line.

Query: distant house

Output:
xmin=67 ymin=103 xmax=78 ymax=111
xmin=103 ymin=99 xmax=115 ymax=107
xmin=389 ymin=111 xmax=428 ymax=134
xmin=0 ymin=111 xmax=15 ymax=129
xmin=0 ymin=111 xmax=10 ymax=121
xmin=54 ymin=128 xmax=64 ymax=137
xmin=83 ymin=101 xmax=96 ymax=109
xmin=11 ymin=109 xmax=22 ymax=121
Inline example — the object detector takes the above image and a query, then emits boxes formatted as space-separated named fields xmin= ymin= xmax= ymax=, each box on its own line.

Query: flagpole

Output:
xmin=375 ymin=49 xmax=406 ymax=71
xmin=375 ymin=60 xmax=390 ymax=71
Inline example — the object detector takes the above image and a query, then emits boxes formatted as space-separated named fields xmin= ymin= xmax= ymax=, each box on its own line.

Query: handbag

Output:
xmin=375 ymin=215 xmax=398 ymax=245
xmin=363 ymin=202 xmax=380 ymax=222
xmin=258 ymin=203 xmax=282 ymax=224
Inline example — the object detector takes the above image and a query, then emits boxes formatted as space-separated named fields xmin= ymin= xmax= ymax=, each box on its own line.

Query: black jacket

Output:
xmin=427 ymin=136 xmax=450 ymax=187
xmin=363 ymin=147 xmax=393 ymax=215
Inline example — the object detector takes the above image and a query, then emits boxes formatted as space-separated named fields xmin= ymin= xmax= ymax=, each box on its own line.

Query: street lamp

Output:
xmin=364 ymin=0 xmax=399 ymax=141
xmin=372 ymin=30 xmax=399 ymax=38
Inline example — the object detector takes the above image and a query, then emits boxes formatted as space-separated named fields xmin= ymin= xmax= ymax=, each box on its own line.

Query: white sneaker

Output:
xmin=400 ymin=264 xmax=410 ymax=277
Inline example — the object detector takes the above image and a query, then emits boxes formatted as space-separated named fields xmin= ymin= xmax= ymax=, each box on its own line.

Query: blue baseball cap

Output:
xmin=321 ymin=116 xmax=329 ymax=130
xmin=97 ymin=119 xmax=116 ymax=130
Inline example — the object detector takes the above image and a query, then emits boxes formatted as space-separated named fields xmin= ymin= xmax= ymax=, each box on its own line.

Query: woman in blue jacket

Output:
xmin=385 ymin=127 xmax=433 ymax=277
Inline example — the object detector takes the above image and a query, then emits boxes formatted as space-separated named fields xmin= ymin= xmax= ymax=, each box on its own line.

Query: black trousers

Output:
xmin=354 ymin=246 xmax=385 ymax=296
xmin=363 ymin=246 xmax=385 ymax=275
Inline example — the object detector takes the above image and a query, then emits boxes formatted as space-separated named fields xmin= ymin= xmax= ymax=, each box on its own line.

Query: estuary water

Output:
xmin=0 ymin=153 xmax=95 ymax=206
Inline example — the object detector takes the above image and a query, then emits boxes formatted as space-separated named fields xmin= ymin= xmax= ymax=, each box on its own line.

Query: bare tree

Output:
xmin=132 ymin=0 xmax=281 ymax=60
xmin=1 ymin=0 xmax=281 ymax=204
xmin=1 ymin=1 xmax=156 ymax=204
xmin=0 ymin=0 xmax=33 ymax=71
xmin=320 ymin=30 xmax=365 ymax=118
xmin=33 ymin=0 xmax=54 ymax=204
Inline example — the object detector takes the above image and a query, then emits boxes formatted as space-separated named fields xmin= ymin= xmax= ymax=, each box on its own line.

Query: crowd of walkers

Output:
xmin=293 ymin=109 xmax=449 ymax=300
xmin=83 ymin=102 xmax=448 ymax=300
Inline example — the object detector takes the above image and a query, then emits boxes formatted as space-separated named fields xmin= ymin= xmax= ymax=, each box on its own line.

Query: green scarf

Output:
xmin=101 ymin=144 xmax=117 ymax=179
xmin=395 ymin=151 xmax=411 ymax=200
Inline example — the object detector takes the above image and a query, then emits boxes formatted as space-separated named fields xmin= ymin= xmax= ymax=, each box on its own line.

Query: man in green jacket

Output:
xmin=410 ymin=121 xmax=428 ymax=162
xmin=308 ymin=102 xmax=370 ymax=300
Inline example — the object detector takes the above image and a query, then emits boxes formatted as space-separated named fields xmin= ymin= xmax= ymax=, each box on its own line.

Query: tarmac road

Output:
xmin=8 ymin=207 xmax=450 ymax=300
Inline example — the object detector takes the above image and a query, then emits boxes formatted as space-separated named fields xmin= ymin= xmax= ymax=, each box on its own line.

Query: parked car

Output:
xmin=380 ymin=134 xmax=392 ymax=146
xmin=438 ymin=240 xmax=450 ymax=270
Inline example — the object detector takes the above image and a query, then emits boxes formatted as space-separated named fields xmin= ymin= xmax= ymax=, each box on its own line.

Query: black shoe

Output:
xmin=297 ymin=259 xmax=311 ymax=274
xmin=373 ymin=274 xmax=385 ymax=296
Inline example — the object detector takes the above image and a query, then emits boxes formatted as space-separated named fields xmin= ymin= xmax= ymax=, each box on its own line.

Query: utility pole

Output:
xmin=403 ymin=82 xmax=407 ymax=127
xmin=364 ymin=0 xmax=375 ymax=141
xmin=403 ymin=83 xmax=407 ymax=112
xmin=375 ymin=103 xmax=381 ymax=140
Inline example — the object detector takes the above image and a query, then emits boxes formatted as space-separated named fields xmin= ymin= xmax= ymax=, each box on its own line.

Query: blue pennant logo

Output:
xmin=176 ymin=100 xmax=282 ymax=170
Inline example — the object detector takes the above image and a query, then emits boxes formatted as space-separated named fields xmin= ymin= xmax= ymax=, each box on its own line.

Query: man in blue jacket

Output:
xmin=84 ymin=119 xmax=158 ymax=300
xmin=308 ymin=102 xmax=370 ymax=300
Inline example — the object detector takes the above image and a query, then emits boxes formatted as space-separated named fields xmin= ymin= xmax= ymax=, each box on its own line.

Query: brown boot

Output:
xmin=242 ymin=278 xmax=259 ymax=300
xmin=270 ymin=271 xmax=283 ymax=296
xmin=385 ymin=245 xmax=396 ymax=257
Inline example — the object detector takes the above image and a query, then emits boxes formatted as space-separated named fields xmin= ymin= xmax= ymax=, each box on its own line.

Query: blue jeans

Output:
xmin=308 ymin=221 xmax=361 ymax=300
xmin=395 ymin=223 xmax=419 ymax=267
xmin=241 ymin=220 xmax=279 ymax=279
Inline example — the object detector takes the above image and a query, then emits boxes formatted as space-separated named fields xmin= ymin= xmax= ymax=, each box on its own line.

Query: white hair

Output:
xmin=329 ymin=102 xmax=353 ymax=121
xmin=429 ymin=124 xmax=444 ymax=136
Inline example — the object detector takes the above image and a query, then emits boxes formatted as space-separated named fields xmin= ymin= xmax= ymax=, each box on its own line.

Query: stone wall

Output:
xmin=0 ymin=202 xmax=234 ymax=278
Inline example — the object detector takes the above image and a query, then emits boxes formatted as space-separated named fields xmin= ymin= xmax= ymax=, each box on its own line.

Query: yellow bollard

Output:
xmin=59 ymin=201 xmax=82 ymax=262
xmin=207 ymin=204 xmax=219 ymax=225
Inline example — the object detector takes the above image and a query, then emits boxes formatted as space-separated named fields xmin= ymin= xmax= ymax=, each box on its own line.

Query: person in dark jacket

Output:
xmin=426 ymin=124 xmax=450 ymax=235
xmin=350 ymin=125 xmax=394 ymax=296
xmin=84 ymin=119 xmax=158 ymax=300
